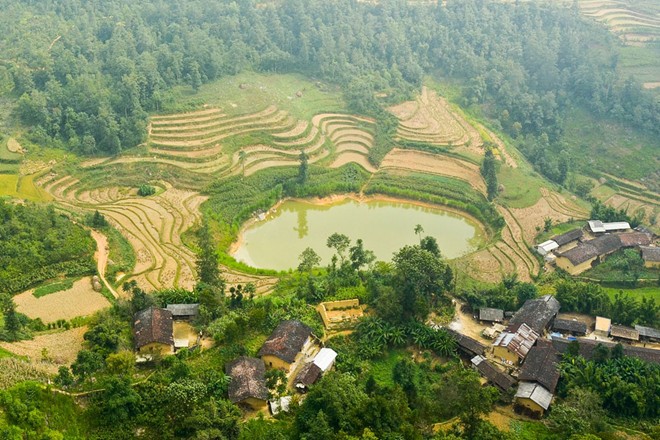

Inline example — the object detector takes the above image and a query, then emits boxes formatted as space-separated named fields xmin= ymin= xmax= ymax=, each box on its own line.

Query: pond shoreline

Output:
xmin=228 ymin=192 xmax=488 ymax=262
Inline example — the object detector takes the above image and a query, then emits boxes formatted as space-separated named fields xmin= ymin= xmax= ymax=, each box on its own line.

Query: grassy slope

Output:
xmin=163 ymin=72 xmax=346 ymax=120
xmin=603 ymin=286 xmax=660 ymax=302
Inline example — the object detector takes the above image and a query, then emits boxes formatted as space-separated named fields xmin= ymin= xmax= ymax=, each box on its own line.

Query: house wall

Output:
xmin=138 ymin=342 xmax=174 ymax=356
xmin=514 ymin=397 xmax=545 ymax=417
xmin=555 ymin=256 xmax=595 ymax=275
xmin=644 ymin=260 xmax=660 ymax=269
xmin=242 ymin=397 xmax=267 ymax=410
xmin=493 ymin=346 xmax=519 ymax=364
xmin=262 ymin=355 xmax=292 ymax=371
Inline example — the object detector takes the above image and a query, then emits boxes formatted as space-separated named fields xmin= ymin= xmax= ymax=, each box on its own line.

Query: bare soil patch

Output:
xmin=380 ymin=149 xmax=486 ymax=193
xmin=510 ymin=191 xmax=582 ymax=243
xmin=0 ymin=327 xmax=87 ymax=374
xmin=14 ymin=277 xmax=111 ymax=323
xmin=7 ymin=138 xmax=24 ymax=154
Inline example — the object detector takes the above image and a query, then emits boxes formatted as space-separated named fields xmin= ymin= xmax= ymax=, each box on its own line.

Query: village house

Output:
xmin=609 ymin=325 xmax=640 ymax=343
xmin=594 ymin=316 xmax=611 ymax=338
xmin=514 ymin=341 xmax=560 ymax=417
xmin=133 ymin=306 xmax=174 ymax=356
xmin=555 ymin=234 xmax=622 ymax=275
xmin=470 ymin=355 xmax=516 ymax=391
xmin=640 ymin=246 xmax=660 ymax=269
xmin=492 ymin=323 xmax=539 ymax=364
xmin=635 ymin=325 xmax=660 ymax=343
xmin=479 ymin=307 xmax=504 ymax=323
xmin=552 ymin=318 xmax=588 ymax=337
xmin=258 ymin=320 xmax=314 ymax=372
xmin=508 ymin=295 xmax=560 ymax=335
xmin=535 ymin=228 xmax=583 ymax=257
xmin=551 ymin=338 xmax=660 ymax=364
xmin=618 ymin=232 xmax=652 ymax=248
xmin=226 ymin=357 xmax=269 ymax=410
xmin=482 ymin=323 xmax=506 ymax=340
xmin=165 ymin=303 xmax=200 ymax=321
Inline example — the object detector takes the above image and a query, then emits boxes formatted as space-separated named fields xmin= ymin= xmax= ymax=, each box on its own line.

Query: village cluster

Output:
xmin=536 ymin=219 xmax=659 ymax=275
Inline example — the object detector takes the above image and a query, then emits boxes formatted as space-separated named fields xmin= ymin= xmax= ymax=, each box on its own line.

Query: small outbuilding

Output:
xmin=594 ymin=316 xmax=611 ymax=337
xmin=166 ymin=304 xmax=200 ymax=320
xmin=479 ymin=307 xmax=504 ymax=323
xmin=551 ymin=228 xmax=583 ymax=247
xmin=294 ymin=363 xmax=323 ymax=392
xmin=447 ymin=329 xmax=486 ymax=358
xmin=258 ymin=320 xmax=314 ymax=372
xmin=313 ymin=348 xmax=337 ymax=372
xmin=471 ymin=355 xmax=516 ymax=391
xmin=507 ymin=295 xmax=560 ymax=335
xmin=552 ymin=319 xmax=587 ymax=336
xmin=514 ymin=382 xmax=553 ymax=418
xmin=226 ymin=357 xmax=269 ymax=410
xmin=133 ymin=307 xmax=174 ymax=356
xmin=536 ymin=240 xmax=558 ymax=256
xmin=635 ymin=325 xmax=660 ymax=343
xmin=640 ymin=246 xmax=660 ymax=269
xmin=493 ymin=323 xmax=539 ymax=364
xmin=610 ymin=325 xmax=639 ymax=343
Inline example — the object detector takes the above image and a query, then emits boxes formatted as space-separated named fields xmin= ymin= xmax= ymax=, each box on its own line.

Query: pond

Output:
xmin=230 ymin=197 xmax=484 ymax=270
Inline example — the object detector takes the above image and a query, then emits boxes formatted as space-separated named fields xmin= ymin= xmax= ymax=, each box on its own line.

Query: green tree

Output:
xmin=298 ymin=247 xmax=321 ymax=273
xmin=298 ymin=150 xmax=309 ymax=184
xmin=480 ymin=149 xmax=498 ymax=201
xmin=326 ymin=233 xmax=351 ymax=264
xmin=196 ymin=221 xmax=224 ymax=289
xmin=0 ymin=294 xmax=21 ymax=340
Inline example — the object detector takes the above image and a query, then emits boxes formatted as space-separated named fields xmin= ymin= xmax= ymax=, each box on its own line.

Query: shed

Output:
xmin=269 ymin=396 xmax=292 ymax=415
xmin=635 ymin=325 xmax=660 ymax=343
xmin=471 ymin=355 xmax=516 ymax=391
xmin=313 ymin=348 xmax=337 ymax=372
xmin=166 ymin=304 xmax=200 ymax=320
xmin=515 ymin=382 xmax=553 ymax=416
xmin=551 ymin=338 xmax=660 ymax=364
xmin=446 ymin=329 xmax=485 ymax=357
xmin=508 ymin=295 xmax=560 ymax=335
xmin=610 ymin=325 xmax=639 ymax=342
xmin=479 ymin=307 xmax=504 ymax=323
xmin=133 ymin=307 xmax=174 ymax=355
xmin=493 ymin=323 xmax=539 ymax=364
xmin=226 ymin=357 xmax=269 ymax=410
xmin=294 ymin=362 xmax=322 ymax=392
xmin=640 ymin=246 xmax=660 ymax=268
xmin=594 ymin=316 xmax=611 ymax=336
xmin=536 ymin=240 xmax=558 ymax=256
xmin=588 ymin=220 xmax=606 ymax=233
xmin=551 ymin=228 xmax=583 ymax=246
xmin=603 ymin=221 xmax=631 ymax=232
xmin=258 ymin=320 xmax=313 ymax=371
xmin=552 ymin=319 xmax=587 ymax=336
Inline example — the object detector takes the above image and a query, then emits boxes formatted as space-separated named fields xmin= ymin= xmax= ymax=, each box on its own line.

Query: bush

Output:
xmin=137 ymin=185 xmax=156 ymax=197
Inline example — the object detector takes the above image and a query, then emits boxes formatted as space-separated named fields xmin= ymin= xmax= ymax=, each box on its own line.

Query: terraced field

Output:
xmin=590 ymin=173 xmax=660 ymax=227
xmin=388 ymin=86 xmax=483 ymax=152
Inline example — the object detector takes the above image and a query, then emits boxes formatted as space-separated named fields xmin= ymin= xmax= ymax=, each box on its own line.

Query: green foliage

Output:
xmin=32 ymin=278 xmax=75 ymax=298
xmin=0 ymin=200 xmax=96 ymax=294
xmin=137 ymin=184 xmax=156 ymax=197
xmin=481 ymin=148 xmax=498 ymax=201
xmin=196 ymin=220 xmax=224 ymax=289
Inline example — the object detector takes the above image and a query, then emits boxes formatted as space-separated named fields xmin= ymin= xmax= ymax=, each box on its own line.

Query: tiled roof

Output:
xmin=635 ymin=325 xmax=660 ymax=340
xmin=558 ymin=234 xmax=622 ymax=265
xmin=479 ymin=307 xmax=504 ymax=322
xmin=551 ymin=337 xmax=660 ymax=364
xmin=133 ymin=307 xmax=173 ymax=349
xmin=551 ymin=229 xmax=583 ymax=246
xmin=494 ymin=323 xmax=539 ymax=360
xmin=640 ymin=246 xmax=660 ymax=263
xmin=258 ymin=320 xmax=313 ymax=363
xmin=610 ymin=325 xmax=639 ymax=341
xmin=294 ymin=362 xmax=322 ymax=389
xmin=518 ymin=341 xmax=560 ymax=393
xmin=508 ymin=295 xmax=560 ymax=335
xmin=226 ymin=357 xmax=268 ymax=403
xmin=447 ymin=328 xmax=485 ymax=357
xmin=618 ymin=232 xmax=652 ymax=248
xmin=166 ymin=303 xmax=200 ymax=317
xmin=553 ymin=319 xmax=588 ymax=335
xmin=471 ymin=355 xmax=516 ymax=390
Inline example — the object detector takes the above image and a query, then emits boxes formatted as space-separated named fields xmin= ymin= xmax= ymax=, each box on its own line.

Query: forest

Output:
xmin=1 ymin=0 xmax=658 ymax=184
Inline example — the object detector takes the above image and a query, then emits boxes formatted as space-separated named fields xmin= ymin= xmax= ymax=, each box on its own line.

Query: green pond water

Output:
xmin=231 ymin=198 xmax=484 ymax=270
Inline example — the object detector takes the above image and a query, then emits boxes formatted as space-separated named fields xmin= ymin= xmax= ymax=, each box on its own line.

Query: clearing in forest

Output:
xmin=13 ymin=277 xmax=111 ymax=323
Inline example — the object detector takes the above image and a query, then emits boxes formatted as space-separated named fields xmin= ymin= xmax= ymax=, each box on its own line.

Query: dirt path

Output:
xmin=90 ymin=230 xmax=119 ymax=299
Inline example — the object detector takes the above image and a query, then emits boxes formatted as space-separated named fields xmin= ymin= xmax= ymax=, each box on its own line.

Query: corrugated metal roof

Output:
xmin=313 ymin=348 xmax=337 ymax=372
xmin=588 ymin=220 xmax=606 ymax=233
xmin=603 ymin=222 xmax=630 ymax=231
xmin=515 ymin=381 xmax=553 ymax=410
xmin=635 ymin=325 xmax=660 ymax=339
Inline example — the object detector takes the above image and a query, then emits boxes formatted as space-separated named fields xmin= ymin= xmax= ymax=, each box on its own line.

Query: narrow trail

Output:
xmin=90 ymin=229 xmax=119 ymax=299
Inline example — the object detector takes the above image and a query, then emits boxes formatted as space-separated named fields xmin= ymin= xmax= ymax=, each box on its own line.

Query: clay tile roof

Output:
xmin=591 ymin=234 xmax=623 ymax=254
xmin=226 ymin=357 xmax=268 ymax=403
xmin=618 ymin=232 xmax=652 ymax=248
xmin=518 ymin=341 xmax=561 ymax=393
xmin=508 ymin=295 xmax=560 ymax=335
xmin=610 ymin=325 xmax=639 ymax=341
xmin=258 ymin=320 xmax=313 ymax=363
xmin=551 ymin=228 xmax=583 ymax=246
xmin=471 ymin=355 xmax=516 ymax=391
xmin=479 ymin=308 xmax=504 ymax=322
xmin=166 ymin=303 xmax=200 ymax=317
xmin=133 ymin=307 xmax=173 ymax=349
xmin=447 ymin=328 xmax=485 ymax=357
xmin=559 ymin=243 xmax=599 ymax=265
xmin=553 ymin=319 xmax=588 ymax=335
xmin=640 ymin=246 xmax=660 ymax=263
xmin=295 ymin=362 xmax=322 ymax=389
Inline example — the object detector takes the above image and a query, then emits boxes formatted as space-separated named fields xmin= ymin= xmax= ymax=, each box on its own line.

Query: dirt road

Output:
xmin=90 ymin=229 xmax=119 ymax=298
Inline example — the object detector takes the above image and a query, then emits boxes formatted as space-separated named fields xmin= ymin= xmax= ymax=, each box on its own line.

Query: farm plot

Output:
xmin=0 ymin=327 xmax=87 ymax=374
xmin=13 ymin=277 xmax=110 ymax=323
xmin=379 ymin=149 xmax=485 ymax=194
xmin=580 ymin=0 xmax=660 ymax=45
xmin=313 ymin=113 xmax=377 ymax=172
xmin=388 ymin=86 xmax=483 ymax=150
